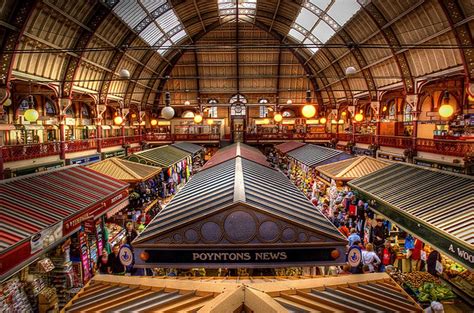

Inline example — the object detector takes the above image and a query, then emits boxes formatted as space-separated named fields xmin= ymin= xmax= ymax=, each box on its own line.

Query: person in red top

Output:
xmin=378 ymin=240 xmax=396 ymax=272
xmin=410 ymin=237 xmax=424 ymax=271
xmin=338 ymin=222 xmax=350 ymax=238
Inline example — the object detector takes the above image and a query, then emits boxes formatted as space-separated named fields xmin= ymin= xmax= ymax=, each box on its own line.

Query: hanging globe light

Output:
xmin=274 ymin=113 xmax=283 ymax=122
xmin=114 ymin=116 xmax=123 ymax=125
xmin=119 ymin=69 xmax=130 ymax=79
xmin=286 ymin=99 xmax=292 ymax=105
xmin=345 ymin=66 xmax=357 ymax=76
xmin=184 ymin=100 xmax=190 ymax=106
xmin=439 ymin=91 xmax=454 ymax=118
xmin=131 ymin=113 xmax=137 ymax=118
xmin=24 ymin=108 xmax=39 ymax=122
xmin=355 ymin=113 xmax=364 ymax=122
xmin=2 ymin=98 xmax=12 ymax=107
xmin=263 ymin=118 xmax=270 ymax=124
xmin=161 ymin=106 xmax=175 ymax=120
xmin=194 ymin=113 xmax=203 ymax=123
xmin=150 ymin=119 xmax=158 ymax=126
xmin=319 ymin=117 xmax=327 ymax=124
xmin=341 ymin=111 xmax=346 ymax=116
xmin=302 ymin=104 xmax=316 ymax=118
xmin=207 ymin=119 xmax=214 ymax=125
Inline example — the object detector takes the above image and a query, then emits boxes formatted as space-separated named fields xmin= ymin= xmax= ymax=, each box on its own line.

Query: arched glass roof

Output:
xmin=218 ymin=0 xmax=257 ymax=22
xmin=109 ymin=0 xmax=188 ymax=56
xmin=288 ymin=0 xmax=364 ymax=54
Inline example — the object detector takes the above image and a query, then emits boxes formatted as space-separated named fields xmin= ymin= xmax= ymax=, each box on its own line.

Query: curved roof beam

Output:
xmin=0 ymin=0 xmax=37 ymax=91
xmin=58 ymin=2 xmax=111 ymax=99
xmin=362 ymin=1 xmax=415 ymax=95
xmin=437 ymin=0 xmax=474 ymax=81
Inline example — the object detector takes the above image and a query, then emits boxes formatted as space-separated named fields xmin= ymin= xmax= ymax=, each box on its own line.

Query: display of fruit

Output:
xmin=417 ymin=282 xmax=455 ymax=303
xmin=402 ymin=271 xmax=441 ymax=289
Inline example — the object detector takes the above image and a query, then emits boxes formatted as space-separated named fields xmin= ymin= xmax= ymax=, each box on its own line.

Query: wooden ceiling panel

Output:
xmin=373 ymin=0 xmax=416 ymax=22
xmin=344 ymin=10 xmax=379 ymax=43
xmin=370 ymin=58 xmax=402 ymax=88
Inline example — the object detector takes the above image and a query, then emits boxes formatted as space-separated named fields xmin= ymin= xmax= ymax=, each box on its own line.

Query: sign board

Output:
xmin=102 ymin=149 xmax=125 ymax=159
xmin=136 ymin=247 xmax=343 ymax=268
xmin=119 ymin=245 xmax=134 ymax=267
xmin=30 ymin=222 xmax=63 ymax=254
xmin=67 ymin=154 xmax=101 ymax=165
xmin=65 ymin=118 xmax=76 ymax=126
xmin=347 ymin=246 xmax=362 ymax=268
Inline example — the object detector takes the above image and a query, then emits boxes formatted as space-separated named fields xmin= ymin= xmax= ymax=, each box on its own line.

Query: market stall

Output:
xmin=171 ymin=141 xmax=205 ymax=173
xmin=62 ymin=273 xmax=421 ymax=312
xmin=124 ymin=145 xmax=192 ymax=199
xmin=88 ymin=157 xmax=163 ymax=234
xmin=201 ymin=142 xmax=270 ymax=170
xmin=348 ymin=163 xmax=473 ymax=303
xmin=274 ymin=141 xmax=305 ymax=171
xmin=315 ymin=156 xmax=389 ymax=188
xmin=0 ymin=166 xmax=129 ymax=310
xmin=286 ymin=144 xmax=354 ymax=196
xmin=133 ymin=143 xmax=347 ymax=271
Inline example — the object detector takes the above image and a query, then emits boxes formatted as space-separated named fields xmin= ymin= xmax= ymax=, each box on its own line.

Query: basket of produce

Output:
xmin=417 ymin=282 xmax=456 ymax=303
xmin=402 ymin=271 xmax=441 ymax=289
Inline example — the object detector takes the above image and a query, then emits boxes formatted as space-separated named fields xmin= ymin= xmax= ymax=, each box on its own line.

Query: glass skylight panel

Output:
xmin=304 ymin=38 xmax=318 ymax=53
xmin=157 ymin=40 xmax=172 ymax=55
xmin=311 ymin=21 xmax=334 ymax=43
xmin=289 ymin=29 xmax=305 ymax=42
xmin=309 ymin=0 xmax=331 ymax=10
xmin=171 ymin=30 xmax=187 ymax=44
xmin=157 ymin=9 xmax=180 ymax=34
xmin=139 ymin=0 xmax=167 ymax=12
xmin=218 ymin=0 xmax=257 ymax=19
xmin=113 ymin=1 xmax=147 ymax=29
xmin=326 ymin=0 xmax=361 ymax=26
xmin=140 ymin=23 xmax=164 ymax=46
xmin=295 ymin=8 xmax=317 ymax=31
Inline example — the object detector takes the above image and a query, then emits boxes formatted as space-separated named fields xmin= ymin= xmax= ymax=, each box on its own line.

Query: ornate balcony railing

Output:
xmin=335 ymin=133 xmax=352 ymax=142
xmin=378 ymin=135 xmax=413 ymax=149
xmin=101 ymin=137 xmax=124 ymax=147
xmin=305 ymin=133 xmax=332 ymax=140
xmin=2 ymin=142 xmax=61 ymax=162
xmin=64 ymin=139 xmax=97 ymax=152
xmin=124 ymin=135 xmax=141 ymax=144
xmin=354 ymin=134 xmax=373 ymax=144
xmin=416 ymin=138 xmax=474 ymax=157
xmin=143 ymin=133 xmax=173 ymax=142
xmin=173 ymin=133 xmax=220 ymax=141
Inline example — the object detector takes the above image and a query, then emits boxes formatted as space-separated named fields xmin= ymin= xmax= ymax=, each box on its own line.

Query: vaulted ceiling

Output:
xmin=0 ymin=0 xmax=472 ymax=110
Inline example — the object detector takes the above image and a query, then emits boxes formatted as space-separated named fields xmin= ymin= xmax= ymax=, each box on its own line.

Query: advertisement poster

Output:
xmin=30 ymin=222 xmax=63 ymax=254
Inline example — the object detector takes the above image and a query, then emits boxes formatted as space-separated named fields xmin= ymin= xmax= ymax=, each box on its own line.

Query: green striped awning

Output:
xmin=125 ymin=145 xmax=191 ymax=168
xmin=348 ymin=163 xmax=474 ymax=270
xmin=287 ymin=144 xmax=353 ymax=167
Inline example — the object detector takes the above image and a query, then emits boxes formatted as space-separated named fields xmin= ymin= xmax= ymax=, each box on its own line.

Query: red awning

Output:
xmin=0 ymin=166 xmax=129 ymax=281
xmin=275 ymin=141 xmax=306 ymax=154
xmin=202 ymin=143 xmax=270 ymax=170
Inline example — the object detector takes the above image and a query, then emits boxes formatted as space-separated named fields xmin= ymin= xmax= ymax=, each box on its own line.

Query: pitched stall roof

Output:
xmin=135 ymin=157 xmax=345 ymax=244
xmin=287 ymin=144 xmax=354 ymax=167
xmin=171 ymin=142 xmax=204 ymax=155
xmin=201 ymin=142 xmax=270 ymax=170
xmin=87 ymin=158 xmax=162 ymax=183
xmin=316 ymin=156 xmax=389 ymax=182
xmin=275 ymin=141 xmax=306 ymax=154
xmin=0 ymin=166 xmax=128 ymax=252
xmin=125 ymin=145 xmax=191 ymax=168
xmin=64 ymin=274 xmax=421 ymax=313
xmin=348 ymin=163 xmax=474 ymax=269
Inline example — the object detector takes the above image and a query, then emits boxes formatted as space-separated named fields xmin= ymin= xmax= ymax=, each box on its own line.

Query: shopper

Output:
xmin=410 ymin=237 xmax=424 ymax=272
xmin=338 ymin=222 xmax=350 ymax=237
xmin=108 ymin=244 xmax=126 ymax=275
xmin=427 ymin=249 xmax=441 ymax=276
xmin=378 ymin=240 xmax=396 ymax=272
xmin=125 ymin=222 xmax=138 ymax=246
xmin=99 ymin=250 xmax=109 ymax=274
xmin=372 ymin=219 xmax=388 ymax=251
xmin=348 ymin=228 xmax=361 ymax=247
xmin=362 ymin=243 xmax=381 ymax=273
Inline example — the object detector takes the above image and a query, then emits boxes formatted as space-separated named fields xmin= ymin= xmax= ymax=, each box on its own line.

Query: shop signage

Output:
xmin=319 ymin=173 xmax=332 ymax=185
xmin=378 ymin=153 xmax=390 ymax=160
xmin=448 ymin=244 xmax=473 ymax=265
xmin=119 ymin=245 xmax=134 ymax=267
xmin=347 ymin=246 xmax=362 ymax=267
xmin=353 ymin=147 xmax=372 ymax=156
xmin=30 ymin=222 xmax=63 ymax=254
xmin=68 ymin=154 xmax=100 ymax=165
xmin=83 ymin=217 xmax=96 ymax=233
xmin=139 ymin=248 xmax=340 ymax=265
xmin=102 ymin=149 xmax=125 ymax=159
xmin=391 ymin=156 xmax=406 ymax=162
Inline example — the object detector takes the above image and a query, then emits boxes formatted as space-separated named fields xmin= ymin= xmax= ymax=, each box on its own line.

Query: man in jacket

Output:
xmin=378 ymin=240 xmax=396 ymax=272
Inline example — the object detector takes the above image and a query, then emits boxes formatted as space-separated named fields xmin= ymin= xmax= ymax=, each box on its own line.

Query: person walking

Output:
xmin=362 ymin=243 xmax=381 ymax=273
xmin=348 ymin=228 xmax=361 ymax=247
xmin=107 ymin=244 xmax=126 ymax=275
xmin=378 ymin=240 xmax=396 ymax=272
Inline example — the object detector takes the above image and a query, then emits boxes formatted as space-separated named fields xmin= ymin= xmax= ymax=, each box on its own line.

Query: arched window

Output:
xmin=230 ymin=94 xmax=247 ymax=116
xmin=81 ymin=104 xmax=90 ymax=118
xmin=403 ymin=103 xmax=413 ymax=122
xmin=388 ymin=101 xmax=396 ymax=120
xmin=65 ymin=106 xmax=75 ymax=117
xmin=208 ymin=107 xmax=218 ymax=118
xmin=258 ymin=99 xmax=269 ymax=118
xmin=19 ymin=99 xmax=30 ymax=112
xmin=45 ymin=100 xmax=56 ymax=115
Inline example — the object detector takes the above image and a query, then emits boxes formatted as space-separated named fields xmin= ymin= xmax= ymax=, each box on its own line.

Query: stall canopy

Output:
xmin=0 ymin=166 xmax=129 ymax=282
xmin=201 ymin=142 xmax=270 ymax=170
xmin=275 ymin=141 xmax=306 ymax=154
xmin=348 ymin=163 xmax=474 ymax=270
xmin=87 ymin=157 xmax=162 ymax=183
xmin=172 ymin=142 xmax=204 ymax=155
xmin=287 ymin=144 xmax=353 ymax=167
xmin=315 ymin=156 xmax=389 ymax=184
xmin=133 ymin=150 xmax=347 ymax=268
xmin=125 ymin=145 xmax=190 ymax=168
xmin=64 ymin=273 xmax=421 ymax=313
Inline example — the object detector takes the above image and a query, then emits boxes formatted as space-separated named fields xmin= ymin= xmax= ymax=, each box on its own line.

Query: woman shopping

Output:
xmin=362 ymin=243 xmax=381 ymax=273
